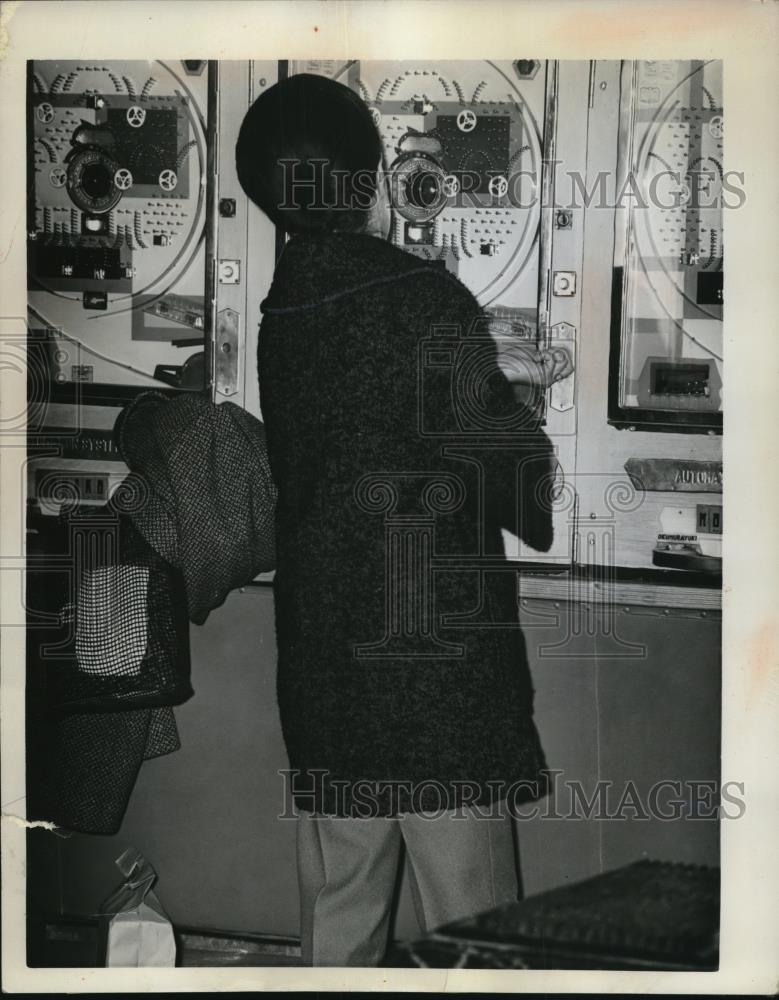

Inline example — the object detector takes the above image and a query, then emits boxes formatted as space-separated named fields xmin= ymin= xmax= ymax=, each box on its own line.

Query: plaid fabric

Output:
xmin=26 ymin=504 xmax=190 ymax=833
xmin=74 ymin=565 xmax=149 ymax=678
xmin=41 ymin=506 xmax=192 ymax=715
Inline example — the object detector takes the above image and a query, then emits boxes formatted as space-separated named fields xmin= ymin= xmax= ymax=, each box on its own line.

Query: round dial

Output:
xmin=391 ymin=152 xmax=448 ymax=223
xmin=66 ymin=147 xmax=123 ymax=214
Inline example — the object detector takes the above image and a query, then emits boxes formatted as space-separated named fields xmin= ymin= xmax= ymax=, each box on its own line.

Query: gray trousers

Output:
xmin=296 ymin=806 xmax=519 ymax=966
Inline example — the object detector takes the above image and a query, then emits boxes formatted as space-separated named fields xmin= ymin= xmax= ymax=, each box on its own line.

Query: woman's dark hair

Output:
xmin=235 ymin=73 xmax=383 ymax=235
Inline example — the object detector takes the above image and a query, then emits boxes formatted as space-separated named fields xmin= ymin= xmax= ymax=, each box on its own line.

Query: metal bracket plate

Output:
xmin=549 ymin=321 xmax=576 ymax=412
xmin=215 ymin=307 xmax=239 ymax=397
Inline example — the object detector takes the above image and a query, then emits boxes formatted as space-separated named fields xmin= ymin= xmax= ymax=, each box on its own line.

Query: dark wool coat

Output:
xmin=259 ymin=231 xmax=555 ymax=816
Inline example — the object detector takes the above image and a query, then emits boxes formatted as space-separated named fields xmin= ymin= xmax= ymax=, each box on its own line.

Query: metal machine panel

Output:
xmin=26 ymin=60 xmax=218 ymax=516
xmin=28 ymin=60 xmax=216 ymax=402
xmin=611 ymin=60 xmax=723 ymax=431
xmin=574 ymin=61 xmax=723 ymax=576
xmin=290 ymin=59 xmax=546 ymax=313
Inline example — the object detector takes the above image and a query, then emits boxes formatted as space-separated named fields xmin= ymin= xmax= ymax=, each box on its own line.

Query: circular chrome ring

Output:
xmin=66 ymin=147 xmax=123 ymax=214
xmin=389 ymin=152 xmax=448 ymax=223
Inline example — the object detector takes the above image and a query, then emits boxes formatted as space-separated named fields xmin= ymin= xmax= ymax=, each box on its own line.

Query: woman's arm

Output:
xmin=438 ymin=279 xmax=560 ymax=554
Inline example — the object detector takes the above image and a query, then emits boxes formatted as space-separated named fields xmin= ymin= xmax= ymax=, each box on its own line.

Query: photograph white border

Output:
xmin=2 ymin=0 xmax=777 ymax=992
